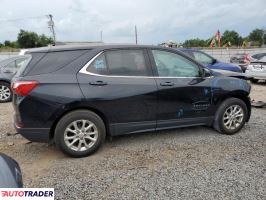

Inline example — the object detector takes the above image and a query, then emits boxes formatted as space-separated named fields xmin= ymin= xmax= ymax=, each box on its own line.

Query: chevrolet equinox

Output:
xmin=12 ymin=45 xmax=251 ymax=157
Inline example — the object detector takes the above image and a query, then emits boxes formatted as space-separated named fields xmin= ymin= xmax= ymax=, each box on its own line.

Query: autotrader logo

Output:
xmin=0 ymin=188 xmax=54 ymax=200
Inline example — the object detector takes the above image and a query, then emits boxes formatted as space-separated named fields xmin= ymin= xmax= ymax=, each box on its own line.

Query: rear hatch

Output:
xmin=247 ymin=62 xmax=266 ymax=72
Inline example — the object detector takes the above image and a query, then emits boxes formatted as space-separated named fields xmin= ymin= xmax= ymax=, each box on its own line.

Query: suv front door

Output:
xmin=149 ymin=49 xmax=213 ymax=129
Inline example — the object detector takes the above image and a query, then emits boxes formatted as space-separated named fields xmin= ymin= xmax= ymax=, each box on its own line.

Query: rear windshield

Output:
xmin=21 ymin=50 xmax=88 ymax=76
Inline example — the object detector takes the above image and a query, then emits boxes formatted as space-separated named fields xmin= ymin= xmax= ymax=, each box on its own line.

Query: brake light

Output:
xmin=12 ymin=81 xmax=39 ymax=96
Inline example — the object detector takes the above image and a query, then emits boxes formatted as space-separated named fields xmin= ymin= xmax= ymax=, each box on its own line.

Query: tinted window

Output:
xmin=4 ymin=61 xmax=16 ymax=70
xmin=27 ymin=50 xmax=87 ymax=75
xmin=192 ymin=51 xmax=214 ymax=65
xmin=152 ymin=50 xmax=200 ymax=77
xmin=15 ymin=58 xmax=29 ymax=68
xmin=3 ymin=57 xmax=30 ymax=71
xmin=88 ymin=50 xmax=149 ymax=76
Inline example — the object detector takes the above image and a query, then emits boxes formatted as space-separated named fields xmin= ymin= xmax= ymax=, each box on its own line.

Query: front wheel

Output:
xmin=54 ymin=110 xmax=106 ymax=157
xmin=0 ymin=82 xmax=12 ymax=103
xmin=213 ymin=98 xmax=248 ymax=135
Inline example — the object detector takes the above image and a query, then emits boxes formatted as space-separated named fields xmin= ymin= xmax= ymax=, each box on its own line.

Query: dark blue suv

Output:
xmin=12 ymin=45 xmax=251 ymax=157
xmin=179 ymin=49 xmax=242 ymax=73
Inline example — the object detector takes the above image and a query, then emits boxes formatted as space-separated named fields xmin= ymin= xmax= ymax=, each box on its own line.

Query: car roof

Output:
xmin=27 ymin=44 xmax=174 ymax=53
xmin=177 ymin=48 xmax=202 ymax=52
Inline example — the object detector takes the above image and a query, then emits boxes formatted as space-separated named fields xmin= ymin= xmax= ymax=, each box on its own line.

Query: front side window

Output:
xmin=192 ymin=51 xmax=214 ymax=65
xmin=87 ymin=50 xmax=149 ymax=76
xmin=152 ymin=50 xmax=200 ymax=77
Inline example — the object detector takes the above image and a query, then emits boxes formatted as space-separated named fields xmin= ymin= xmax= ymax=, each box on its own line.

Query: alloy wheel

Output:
xmin=223 ymin=105 xmax=244 ymax=130
xmin=64 ymin=120 xmax=98 ymax=152
xmin=0 ymin=85 xmax=11 ymax=101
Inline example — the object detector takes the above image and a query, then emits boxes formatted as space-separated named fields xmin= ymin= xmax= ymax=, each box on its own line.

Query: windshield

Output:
xmin=191 ymin=51 xmax=215 ymax=65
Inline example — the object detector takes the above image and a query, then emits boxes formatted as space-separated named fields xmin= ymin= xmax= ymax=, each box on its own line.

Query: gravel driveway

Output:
xmin=0 ymin=83 xmax=265 ymax=200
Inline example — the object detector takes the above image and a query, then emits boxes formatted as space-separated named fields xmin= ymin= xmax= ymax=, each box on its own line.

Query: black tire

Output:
xmin=213 ymin=98 xmax=248 ymax=135
xmin=250 ymin=79 xmax=258 ymax=83
xmin=54 ymin=110 xmax=106 ymax=157
xmin=0 ymin=81 xmax=12 ymax=103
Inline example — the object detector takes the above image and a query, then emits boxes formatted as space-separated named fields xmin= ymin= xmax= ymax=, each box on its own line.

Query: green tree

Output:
xmin=37 ymin=34 xmax=53 ymax=47
xmin=183 ymin=38 xmax=208 ymax=47
xmin=17 ymin=29 xmax=53 ymax=48
xmin=221 ymin=30 xmax=242 ymax=46
xmin=4 ymin=40 xmax=12 ymax=47
xmin=248 ymin=29 xmax=264 ymax=46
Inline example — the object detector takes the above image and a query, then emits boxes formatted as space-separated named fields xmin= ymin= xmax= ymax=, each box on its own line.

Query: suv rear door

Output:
xmin=149 ymin=49 xmax=213 ymax=129
xmin=77 ymin=48 xmax=158 ymax=136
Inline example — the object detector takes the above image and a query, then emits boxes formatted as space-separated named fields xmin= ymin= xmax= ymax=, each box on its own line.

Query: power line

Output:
xmin=135 ymin=25 xmax=138 ymax=44
xmin=0 ymin=15 xmax=46 ymax=23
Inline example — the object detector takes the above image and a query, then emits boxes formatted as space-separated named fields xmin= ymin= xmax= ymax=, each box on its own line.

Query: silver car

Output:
xmin=245 ymin=55 xmax=266 ymax=83
xmin=0 ymin=56 xmax=30 ymax=102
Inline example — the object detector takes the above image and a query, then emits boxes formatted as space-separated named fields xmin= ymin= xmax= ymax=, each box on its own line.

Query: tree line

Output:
xmin=183 ymin=29 xmax=266 ymax=48
xmin=0 ymin=29 xmax=53 ymax=49
xmin=1 ymin=28 xmax=265 ymax=49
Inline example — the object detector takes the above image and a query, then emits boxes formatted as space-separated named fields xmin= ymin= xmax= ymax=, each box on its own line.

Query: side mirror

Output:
xmin=202 ymin=68 xmax=211 ymax=77
xmin=212 ymin=59 xmax=217 ymax=64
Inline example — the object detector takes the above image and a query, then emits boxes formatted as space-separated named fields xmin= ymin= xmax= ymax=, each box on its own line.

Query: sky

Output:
xmin=0 ymin=0 xmax=265 ymax=44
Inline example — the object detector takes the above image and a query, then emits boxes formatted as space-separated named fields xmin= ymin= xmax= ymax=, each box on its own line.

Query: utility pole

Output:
xmin=135 ymin=25 xmax=138 ymax=44
xmin=263 ymin=27 xmax=266 ymax=46
xmin=100 ymin=30 xmax=103 ymax=42
xmin=48 ymin=14 xmax=56 ymax=45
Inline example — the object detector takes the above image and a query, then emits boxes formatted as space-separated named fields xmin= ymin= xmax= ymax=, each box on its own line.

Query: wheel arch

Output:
xmin=0 ymin=79 xmax=11 ymax=84
xmin=216 ymin=91 xmax=251 ymax=122
xmin=49 ymin=106 xmax=110 ymax=140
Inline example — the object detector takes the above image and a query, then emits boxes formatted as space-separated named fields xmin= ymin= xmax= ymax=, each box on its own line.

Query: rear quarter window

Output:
xmin=26 ymin=50 xmax=87 ymax=75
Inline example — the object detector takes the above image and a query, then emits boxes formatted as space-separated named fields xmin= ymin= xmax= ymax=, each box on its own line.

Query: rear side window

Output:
xmin=87 ymin=50 xmax=150 ymax=76
xmin=26 ymin=50 xmax=87 ymax=75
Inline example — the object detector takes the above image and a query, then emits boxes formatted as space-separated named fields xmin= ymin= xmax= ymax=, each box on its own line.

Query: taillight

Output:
xmin=12 ymin=81 xmax=39 ymax=96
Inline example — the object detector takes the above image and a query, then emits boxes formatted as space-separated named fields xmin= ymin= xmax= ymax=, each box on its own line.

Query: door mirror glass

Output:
xmin=203 ymin=68 xmax=212 ymax=77
xmin=152 ymin=50 xmax=200 ymax=77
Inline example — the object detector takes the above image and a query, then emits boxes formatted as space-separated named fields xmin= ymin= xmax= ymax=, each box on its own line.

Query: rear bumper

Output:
xmin=14 ymin=123 xmax=50 ymax=143
xmin=245 ymin=71 xmax=266 ymax=79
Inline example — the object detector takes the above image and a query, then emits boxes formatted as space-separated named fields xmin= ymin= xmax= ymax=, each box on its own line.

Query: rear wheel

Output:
xmin=214 ymin=98 xmax=248 ymax=135
xmin=0 ymin=82 xmax=12 ymax=103
xmin=54 ymin=110 xmax=106 ymax=157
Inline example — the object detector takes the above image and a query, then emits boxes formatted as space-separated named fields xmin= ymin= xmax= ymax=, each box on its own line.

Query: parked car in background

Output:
xmin=13 ymin=45 xmax=251 ymax=157
xmin=179 ymin=49 xmax=243 ymax=73
xmin=245 ymin=55 xmax=266 ymax=83
xmin=251 ymin=52 xmax=266 ymax=61
xmin=0 ymin=153 xmax=23 ymax=188
xmin=0 ymin=56 xmax=30 ymax=102
xmin=230 ymin=53 xmax=251 ymax=72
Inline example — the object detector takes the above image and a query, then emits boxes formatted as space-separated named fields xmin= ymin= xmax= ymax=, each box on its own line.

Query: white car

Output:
xmin=245 ymin=55 xmax=266 ymax=83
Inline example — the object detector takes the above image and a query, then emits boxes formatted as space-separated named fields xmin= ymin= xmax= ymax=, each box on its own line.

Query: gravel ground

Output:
xmin=0 ymin=83 xmax=265 ymax=200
